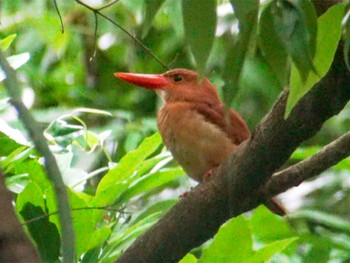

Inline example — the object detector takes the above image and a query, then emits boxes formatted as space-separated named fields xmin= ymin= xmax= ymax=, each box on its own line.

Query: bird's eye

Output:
xmin=173 ymin=74 xmax=182 ymax=82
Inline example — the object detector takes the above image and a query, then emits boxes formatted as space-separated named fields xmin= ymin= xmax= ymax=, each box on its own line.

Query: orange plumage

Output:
xmin=115 ymin=68 xmax=285 ymax=215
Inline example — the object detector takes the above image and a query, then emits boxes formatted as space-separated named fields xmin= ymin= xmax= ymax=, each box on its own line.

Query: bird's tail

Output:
xmin=264 ymin=197 xmax=287 ymax=216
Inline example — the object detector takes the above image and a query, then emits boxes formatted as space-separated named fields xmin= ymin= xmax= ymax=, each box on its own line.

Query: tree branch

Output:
xmin=266 ymin=130 xmax=350 ymax=197
xmin=0 ymin=49 xmax=75 ymax=263
xmin=116 ymin=15 xmax=350 ymax=263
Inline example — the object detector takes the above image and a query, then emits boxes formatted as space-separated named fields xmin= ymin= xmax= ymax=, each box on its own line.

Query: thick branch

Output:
xmin=266 ymin=130 xmax=350 ymax=197
xmin=0 ymin=49 xmax=75 ymax=263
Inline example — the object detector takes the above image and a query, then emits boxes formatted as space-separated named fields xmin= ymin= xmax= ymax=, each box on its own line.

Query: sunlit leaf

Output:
xmin=96 ymin=133 xmax=162 ymax=194
xmin=182 ymin=0 xmax=217 ymax=75
xmin=5 ymin=173 xmax=29 ymax=193
xmin=247 ymin=237 xmax=297 ymax=263
xmin=0 ymin=34 xmax=17 ymax=51
xmin=342 ymin=9 xmax=350 ymax=70
xmin=104 ymin=213 xmax=161 ymax=256
xmin=86 ymin=226 xmax=111 ymax=252
xmin=0 ymin=53 xmax=30 ymax=81
xmin=16 ymin=183 xmax=60 ymax=263
xmin=45 ymin=187 xmax=95 ymax=259
xmin=115 ymin=167 xmax=184 ymax=206
xmin=251 ymin=206 xmax=295 ymax=243
xmin=200 ymin=215 xmax=253 ymax=262
xmin=286 ymin=3 xmax=344 ymax=116
xmin=0 ymin=131 xmax=25 ymax=157
xmin=72 ymin=108 xmax=113 ymax=117
xmin=180 ymin=254 xmax=198 ymax=263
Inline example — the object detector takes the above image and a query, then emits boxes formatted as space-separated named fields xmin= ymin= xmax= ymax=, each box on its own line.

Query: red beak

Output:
xmin=114 ymin=72 xmax=169 ymax=89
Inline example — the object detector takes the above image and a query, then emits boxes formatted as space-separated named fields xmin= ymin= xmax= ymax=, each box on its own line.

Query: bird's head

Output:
xmin=114 ymin=69 xmax=220 ymax=104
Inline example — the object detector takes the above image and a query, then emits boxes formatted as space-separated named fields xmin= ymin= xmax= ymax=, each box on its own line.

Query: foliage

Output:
xmin=0 ymin=0 xmax=350 ymax=262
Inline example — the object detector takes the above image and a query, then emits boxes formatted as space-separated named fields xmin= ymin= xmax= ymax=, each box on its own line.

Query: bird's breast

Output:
xmin=157 ymin=102 xmax=235 ymax=182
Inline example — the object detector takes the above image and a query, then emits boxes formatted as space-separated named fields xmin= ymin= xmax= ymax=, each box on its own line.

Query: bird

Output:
xmin=114 ymin=68 xmax=285 ymax=216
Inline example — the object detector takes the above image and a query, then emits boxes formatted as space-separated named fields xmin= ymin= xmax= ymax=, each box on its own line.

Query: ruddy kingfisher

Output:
xmin=115 ymin=68 xmax=285 ymax=215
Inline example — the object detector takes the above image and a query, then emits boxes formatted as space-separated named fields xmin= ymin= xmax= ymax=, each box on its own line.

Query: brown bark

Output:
xmin=0 ymin=172 xmax=40 ymax=262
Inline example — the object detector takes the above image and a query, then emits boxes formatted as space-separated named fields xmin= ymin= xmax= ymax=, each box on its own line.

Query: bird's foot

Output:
xmin=203 ymin=167 xmax=218 ymax=182
xmin=179 ymin=187 xmax=194 ymax=199
xmin=179 ymin=191 xmax=189 ymax=199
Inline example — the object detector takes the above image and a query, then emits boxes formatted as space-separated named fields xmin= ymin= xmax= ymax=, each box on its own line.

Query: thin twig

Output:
xmin=53 ymin=0 xmax=64 ymax=33
xmin=22 ymin=206 xmax=130 ymax=225
xmin=0 ymin=49 xmax=75 ymax=263
xmin=97 ymin=0 xmax=120 ymax=11
xmin=266 ymin=130 xmax=350 ymax=197
xmin=75 ymin=0 xmax=170 ymax=70
xmin=90 ymin=11 xmax=98 ymax=62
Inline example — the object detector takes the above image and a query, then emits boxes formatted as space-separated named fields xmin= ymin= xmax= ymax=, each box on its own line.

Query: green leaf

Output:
xmin=0 ymin=34 xmax=17 ymax=51
xmin=96 ymin=133 xmax=162 ymax=194
xmin=271 ymin=0 xmax=317 ymax=81
xmin=45 ymin=187 xmax=95 ymax=258
xmin=180 ymin=254 xmax=198 ymax=263
xmin=23 ymin=159 xmax=52 ymax=191
xmin=142 ymin=0 xmax=166 ymax=38
xmin=21 ymin=204 xmax=61 ymax=262
xmin=16 ymin=182 xmax=46 ymax=214
xmin=74 ymin=130 xmax=100 ymax=152
xmin=259 ymin=3 xmax=289 ymax=87
xmin=223 ymin=0 xmax=259 ymax=106
xmin=86 ymin=226 xmax=111 ymax=251
xmin=182 ymin=0 xmax=217 ymax=75
xmin=81 ymin=226 xmax=112 ymax=263
xmin=5 ymin=156 xmax=52 ymax=194
xmin=91 ymin=133 xmax=163 ymax=223
xmin=290 ymin=210 xmax=350 ymax=234
xmin=342 ymin=9 xmax=350 ymax=70
xmin=103 ymin=213 xmax=161 ymax=258
xmin=165 ymin=0 xmax=184 ymax=37
xmin=133 ymin=199 xmax=177 ymax=224
xmin=302 ymin=235 xmax=331 ymax=263
xmin=132 ymin=153 xmax=171 ymax=178
xmin=0 ymin=53 xmax=30 ymax=81
xmin=16 ymin=182 xmax=60 ymax=263
xmin=116 ymin=167 xmax=184 ymax=206
xmin=91 ymin=183 xmax=128 ymax=224
xmin=251 ymin=205 xmax=295 ymax=243
xmin=72 ymin=107 xmax=113 ymax=117
xmin=0 ymin=121 xmax=28 ymax=156
xmin=247 ymin=237 xmax=297 ymax=263
xmin=1 ymin=146 xmax=29 ymax=168
xmin=46 ymin=119 xmax=83 ymax=137
xmin=200 ymin=215 xmax=253 ymax=262
xmin=291 ymin=146 xmax=320 ymax=160
xmin=5 ymin=173 xmax=29 ymax=194
xmin=286 ymin=3 xmax=344 ymax=116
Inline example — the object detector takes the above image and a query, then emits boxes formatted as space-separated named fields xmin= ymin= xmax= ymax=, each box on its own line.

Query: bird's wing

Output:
xmin=192 ymin=102 xmax=250 ymax=145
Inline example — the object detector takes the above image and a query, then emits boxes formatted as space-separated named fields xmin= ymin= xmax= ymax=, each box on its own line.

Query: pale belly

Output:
xmin=158 ymin=104 xmax=235 ymax=182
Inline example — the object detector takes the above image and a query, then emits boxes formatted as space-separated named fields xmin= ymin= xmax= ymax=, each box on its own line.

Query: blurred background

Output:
xmin=1 ymin=0 xmax=350 ymax=261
